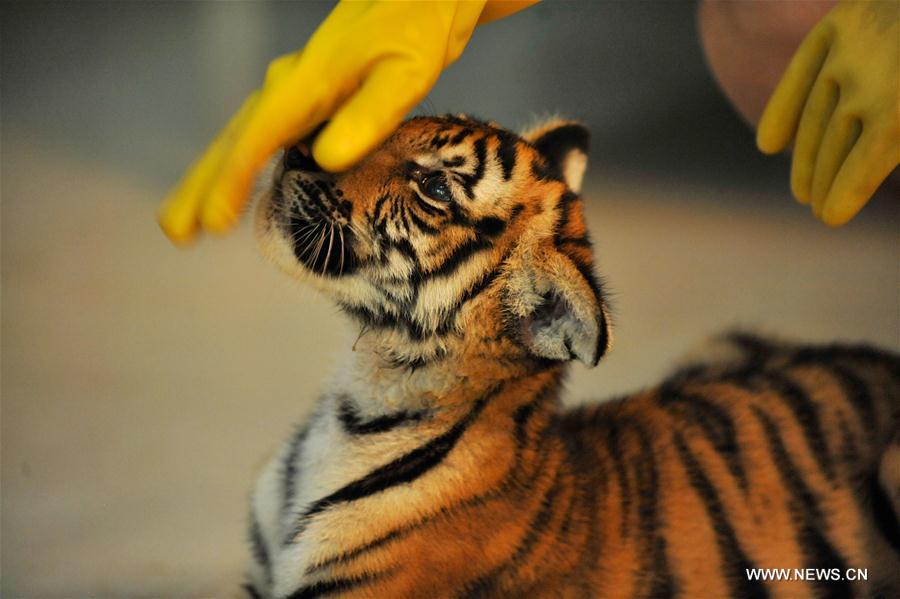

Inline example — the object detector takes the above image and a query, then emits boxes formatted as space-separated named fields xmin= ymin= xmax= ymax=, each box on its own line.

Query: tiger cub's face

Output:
xmin=256 ymin=116 xmax=610 ymax=367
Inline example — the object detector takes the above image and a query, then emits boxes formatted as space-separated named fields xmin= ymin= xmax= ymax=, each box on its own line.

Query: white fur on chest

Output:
xmin=251 ymin=347 xmax=459 ymax=596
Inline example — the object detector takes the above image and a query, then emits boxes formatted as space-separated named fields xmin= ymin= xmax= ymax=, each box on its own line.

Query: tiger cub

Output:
xmin=249 ymin=115 xmax=900 ymax=598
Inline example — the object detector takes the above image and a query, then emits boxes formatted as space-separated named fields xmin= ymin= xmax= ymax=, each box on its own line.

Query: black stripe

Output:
xmin=530 ymin=123 xmax=590 ymax=186
xmin=473 ymin=216 xmax=506 ymax=238
xmin=249 ymin=514 xmax=270 ymax=574
xmin=557 ymin=235 xmax=592 ymax=249
xmin=751 ymin=371 xmax=836 ymax=482
xmin=431 ymin=133 xmax=450 ymax=149
xmin=459 ymin=137 xmax=488 ymax=199
xmin=659 ymin=390 xmax=749 ymax=494
xmin=448 ymin=197 xmax=473 ymax=227
xmin=594 ymin=308 xmax=609 ymax=365
xmin=632 ymin=424 xmax=676 ymax=597
xmin=433 ymin=243 xmax=517 ymax=337
xmin=605 ymin=420 xmax=633 ymax=538
xmin=285 ymin=571 xmax=386 ymax=599
xmin=306 ymin=376 xmax=560 ymax=575
xmin=285 ymin=387 xmax=496 ymax=544
xmin=530 ymin=156 xmax=556 ymax=182
xmin=556 ymin=471 xmax=580 ymax=538
xmin=408 ymin=208 xmax=439 ymax=235
xmin=340 ymin=302 xmax=428 ymax=342
xmin=725 ymin=332 xmax=778 ymax=364
xmin=507 ymin=380 xmax=558 ymax=474
xmin=752 ymin=407 xmax=851 ymax=598
xmin=395 ymin=198 xmax=410 ymax=234
xmin=388 ymin=193 xmax=399 ymax=229
xmin=464 ymin=468 xmax=565 ymax=598
xmin=449 ymin=127 xmax=473 ymax=145
xmin=464 ymin=382 xmax=574 ymax=598
xmin=383 ymin=353 xmax=439 ymax=372
xmin=567 ymin=254 xmax=599 ymax=295
xmin=558 ymin=412 xmax=604 ymax=596
xmin=870 ymin=473 xmax=900 ymax=554
xmin=388 ymin=237 xmax=419 ymax=264
xmin=568 ymin=252 xmax=603 ymax=301
xmin=836 ymin=414 xmax=861 ymax=479
xmin=753 ymin=406 xmax=824 ymax=521
xmin=825 ymin=363 xmax=876 ymax=431
xmin=795 ymin=525 xmax=853 ymax=599
xmin=243 ymin=582 xmax=263 ymax=599
xmin=282 ymin=424 xmax=310 ymax=516
xmin=496 ymin=131 xmax=518 ymax=180
xmin=412 ymin=192 xmax=445 ymax=217
xmin=567 ymin=250 xmax=609 ymax=365
xmin=436 ymin=264 xmax=504 ymax=334
xmin=674 ymin=433 xmax=768 ymax=599
xmin=371 ymin=193 xmax=389 ymax=226
xmin=340 ymin=303 xmax=392 ymax=332
xmin=443 ymin=155 xmax=465 ymax=167
xmin=789 ymin=343 xmax=898 ymax=369
xmin=552 ymin=191 xmax=578 ymax=244
xmin=337 ymin=395 xmax=428 ymax=435
xmin=420 ymin=236 xmax=492 ymax=282
xmin=305 ymin=413 xmax=558 ymax=576
xmin=512 ymin=391 xmax=542 ymax=447
xmin=532 ymin=124 xmax=589 ymax=163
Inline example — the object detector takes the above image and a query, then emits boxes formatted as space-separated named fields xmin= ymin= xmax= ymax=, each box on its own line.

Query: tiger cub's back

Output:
xmin=246 ymin=114 xmax=899 ymax=598
xmin=553 ymin=334 xmax=900 ymax=598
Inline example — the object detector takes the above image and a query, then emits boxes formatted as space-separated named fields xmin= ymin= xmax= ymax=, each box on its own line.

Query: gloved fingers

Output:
xmin=312 ymin=58 xmax=436 ymax=172
xmin=819 ymin=130 xmax=897 ymax=226
xmin=158 ymin=92 xmax=261 ymax=243
xmin=756 ymin=23 xmax=832 ymax=155
xmin=201 ymin=60 xmax=344 ymax=231
xmin=264 ymin=51 xmax=301 ymax=87
xmin=810 ymin=112 xmax=862 ymax=218
xmin=790 ymin=77 xmax=839 ymax=204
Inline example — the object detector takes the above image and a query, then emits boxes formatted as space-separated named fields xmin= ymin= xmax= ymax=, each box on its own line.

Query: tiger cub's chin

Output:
xmin=246 ymin=115 xmax=900 ymax=599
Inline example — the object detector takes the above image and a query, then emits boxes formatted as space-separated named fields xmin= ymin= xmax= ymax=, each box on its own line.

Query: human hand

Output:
xmin=756 ymin=0 xmax=899 ymax=226
xmin=158 ymin=0 xmax=537 ymax=244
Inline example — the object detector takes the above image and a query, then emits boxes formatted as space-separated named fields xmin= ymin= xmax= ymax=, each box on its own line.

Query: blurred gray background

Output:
xmin=2 ymin=1 xmax=897 ymax=596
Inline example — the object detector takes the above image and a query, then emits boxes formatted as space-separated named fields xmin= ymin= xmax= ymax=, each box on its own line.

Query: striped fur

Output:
xmin=249 ymin=116 xmax=900 ymax=598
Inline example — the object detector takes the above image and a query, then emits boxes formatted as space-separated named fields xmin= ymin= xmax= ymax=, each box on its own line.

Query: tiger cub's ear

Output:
xmin=521 ymin=119 xmax=590 ymax=193
xmin=504 ymin=245 xmax=611 ymax=367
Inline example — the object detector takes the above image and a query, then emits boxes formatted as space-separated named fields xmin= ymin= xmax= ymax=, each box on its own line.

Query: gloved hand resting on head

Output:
xmin=159 ymin=0 xmax=897 ymax=245
xmin=157 ymin=0 xmax=536 ymax=244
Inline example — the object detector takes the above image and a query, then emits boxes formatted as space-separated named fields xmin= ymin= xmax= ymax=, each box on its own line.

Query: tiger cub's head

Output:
xmin=256 ymin=116 xmax=611 ymax=369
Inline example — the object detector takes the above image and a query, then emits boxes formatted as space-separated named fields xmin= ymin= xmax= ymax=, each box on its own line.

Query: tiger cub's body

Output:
xmin=249 ymin=115 xmax=900 ymax=598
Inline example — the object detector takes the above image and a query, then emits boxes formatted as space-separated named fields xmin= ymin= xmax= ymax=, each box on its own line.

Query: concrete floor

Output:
xmin=1 ymin=125 xmax=897 ymax=597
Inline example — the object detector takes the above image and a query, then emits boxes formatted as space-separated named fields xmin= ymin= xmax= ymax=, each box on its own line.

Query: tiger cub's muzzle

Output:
xmin=275 ymin=144 xmax=359 ymax=277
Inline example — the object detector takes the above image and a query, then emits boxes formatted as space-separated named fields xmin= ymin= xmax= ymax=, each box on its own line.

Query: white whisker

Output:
xmin=338 ymin=226 xmax=346 ymax=276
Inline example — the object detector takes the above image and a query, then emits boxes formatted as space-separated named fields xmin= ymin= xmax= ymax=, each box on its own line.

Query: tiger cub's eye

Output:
xmin=420 ymin=173 xmax=452 ymax=202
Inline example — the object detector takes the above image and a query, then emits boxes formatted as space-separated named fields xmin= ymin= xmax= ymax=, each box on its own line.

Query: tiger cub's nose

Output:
xmin=283 ymin=143 xmax=323 ymax=173
xmin=284 ymin=121 xmax=331 ymax=173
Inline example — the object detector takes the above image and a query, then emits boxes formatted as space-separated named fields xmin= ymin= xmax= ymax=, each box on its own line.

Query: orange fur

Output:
xmin=247 ymin=117 xmax=900 ymax=598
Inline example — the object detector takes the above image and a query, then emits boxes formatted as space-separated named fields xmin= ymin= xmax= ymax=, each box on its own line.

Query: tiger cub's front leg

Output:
xmin=246 ymin=420 xmax=309 ymax=598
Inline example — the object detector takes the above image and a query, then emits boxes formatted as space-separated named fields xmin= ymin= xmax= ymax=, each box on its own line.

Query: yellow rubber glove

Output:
xmin=757 ymin=0 xmax=899 ymax=227
xmin=158 ymin=0 xmax=538 ymax=244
